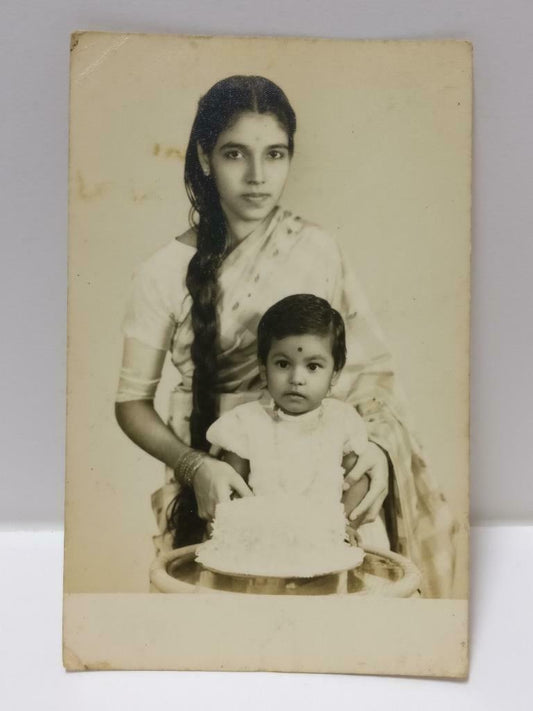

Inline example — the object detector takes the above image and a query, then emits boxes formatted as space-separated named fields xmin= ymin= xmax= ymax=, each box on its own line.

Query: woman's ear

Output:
xmin=197 ymin=143 xmax=211 ymax=177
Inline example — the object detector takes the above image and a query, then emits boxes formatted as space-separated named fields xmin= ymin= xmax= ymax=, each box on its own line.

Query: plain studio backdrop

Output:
xmin=65 ymin=35 xmax=470 ymax=594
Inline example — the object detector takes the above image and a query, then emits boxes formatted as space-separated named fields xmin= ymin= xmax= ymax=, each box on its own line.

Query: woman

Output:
xmin=115 ymin=75 xmax=456 ymax=597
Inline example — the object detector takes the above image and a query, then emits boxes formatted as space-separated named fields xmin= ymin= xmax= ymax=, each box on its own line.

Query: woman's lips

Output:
xmin=241 ymin=193 xmax=270 ymax=204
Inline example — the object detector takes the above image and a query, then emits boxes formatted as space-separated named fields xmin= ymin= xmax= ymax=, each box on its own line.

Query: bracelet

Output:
xmin=174 ymin=449 xmax=207 ymax=487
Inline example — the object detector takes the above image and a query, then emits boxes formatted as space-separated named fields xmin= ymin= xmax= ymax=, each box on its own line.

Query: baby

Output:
xmin=207 ymin=294 xmax=387 ymax=545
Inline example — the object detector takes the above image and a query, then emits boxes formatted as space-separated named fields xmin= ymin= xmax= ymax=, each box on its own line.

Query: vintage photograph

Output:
xmin=64 ymin=33 xmax=470 ymax=675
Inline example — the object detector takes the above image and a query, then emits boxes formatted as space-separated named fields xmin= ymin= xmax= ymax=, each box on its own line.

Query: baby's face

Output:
xmin=261 ymin=333 xmax=339 ymax=415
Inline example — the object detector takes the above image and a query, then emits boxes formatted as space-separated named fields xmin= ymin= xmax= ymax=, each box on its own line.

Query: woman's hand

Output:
xmin=342 ymin=442 xmax=389 ymax=524
xmin=193 ymin=457 xmax=253 ymax=520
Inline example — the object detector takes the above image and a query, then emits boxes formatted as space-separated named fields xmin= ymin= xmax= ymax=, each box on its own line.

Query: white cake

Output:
xmin=195 ymin=495 xmax=365 ymax=578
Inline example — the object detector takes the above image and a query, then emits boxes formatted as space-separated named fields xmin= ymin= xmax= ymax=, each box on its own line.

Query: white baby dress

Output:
xmin=206 ymin=397 xmax=390 ymax=549
xmin=207 ymin=397 xmax=368 ymax=503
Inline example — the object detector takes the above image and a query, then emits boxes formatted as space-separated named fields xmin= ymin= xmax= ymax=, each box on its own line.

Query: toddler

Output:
xmin=206 ymin=294 xmax=389 ymax=548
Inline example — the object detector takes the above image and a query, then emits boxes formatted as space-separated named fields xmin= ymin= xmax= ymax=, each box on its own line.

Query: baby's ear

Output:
xmin=258 ymin=363 xmax=267 ymax=385
xmin=330 ymin=370 xmax=341 ymax=386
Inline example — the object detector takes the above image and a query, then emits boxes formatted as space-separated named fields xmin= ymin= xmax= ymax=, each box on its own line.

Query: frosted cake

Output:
xmin=195 ymin=495 xmax=365 ymax=578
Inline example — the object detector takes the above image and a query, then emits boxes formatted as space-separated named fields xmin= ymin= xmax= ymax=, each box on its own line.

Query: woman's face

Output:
xmin=199 ymin=112 xmax=291 ymax=237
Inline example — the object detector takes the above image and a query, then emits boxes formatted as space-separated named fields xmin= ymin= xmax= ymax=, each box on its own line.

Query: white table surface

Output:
xmin=1 ymin=526 xmax=531 ymax=710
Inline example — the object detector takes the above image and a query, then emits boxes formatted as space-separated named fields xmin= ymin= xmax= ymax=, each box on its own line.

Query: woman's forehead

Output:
xmin=216 ymin=112 xmax=289 ymax=148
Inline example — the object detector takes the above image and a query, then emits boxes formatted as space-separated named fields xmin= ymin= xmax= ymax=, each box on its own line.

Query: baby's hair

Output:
xmin=257 ymin=294 xmax=347 ymax=371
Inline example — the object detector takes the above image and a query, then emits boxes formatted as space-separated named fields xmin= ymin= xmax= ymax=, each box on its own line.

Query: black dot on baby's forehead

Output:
xmin=297 ymin=347 xmax=303 ymax=352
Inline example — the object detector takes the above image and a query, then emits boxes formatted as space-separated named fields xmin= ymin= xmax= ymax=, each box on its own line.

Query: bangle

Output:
xmin=174 ymin=449 xmax=207 ymax=487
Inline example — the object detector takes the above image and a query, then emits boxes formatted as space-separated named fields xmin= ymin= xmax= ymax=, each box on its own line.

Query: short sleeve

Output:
xmin=206 ymin=407 xmax=250 ymax=459
xmin=122 ymin=241 xmax=193 ymax=351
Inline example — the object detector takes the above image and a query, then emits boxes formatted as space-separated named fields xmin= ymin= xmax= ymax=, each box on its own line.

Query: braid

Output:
xmin=166 ymin=75 xmax=296 ymax=548
xmin=186 ymin=194 xmax=228 ymax=451
xmin=168 ymin=181 xmax=228 ymax=548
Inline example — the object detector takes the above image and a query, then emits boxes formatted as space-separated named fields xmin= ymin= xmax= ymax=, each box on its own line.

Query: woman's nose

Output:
xmin=247 ymin=156 xmax=265 ymax=184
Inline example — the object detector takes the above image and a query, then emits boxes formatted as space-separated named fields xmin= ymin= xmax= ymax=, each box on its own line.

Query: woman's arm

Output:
xmin=115 ymin=337 xmax=252 ymax=518
xmin=341 ymin=452 xmax=370 ymax=521
xmin=115 ymin=399 xmax=190 ymax=468
xmin=341 ymin=443 xmax=388 ymax=522
xmin=221 ymin=451 xmax=251 ymax=484
xmin=115 ymin=338 xmax=188 ymax=468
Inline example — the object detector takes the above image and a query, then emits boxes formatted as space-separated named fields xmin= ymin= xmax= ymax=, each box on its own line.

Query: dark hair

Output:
xmin=257 ymin=294 xmax=347 ymax=371
xmin=167 ymin=76 xmax=297 ymax=548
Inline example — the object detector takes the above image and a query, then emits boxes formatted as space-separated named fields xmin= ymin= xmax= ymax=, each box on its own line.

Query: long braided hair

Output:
xmin=167 ymin=76 xmax=297 ymax=547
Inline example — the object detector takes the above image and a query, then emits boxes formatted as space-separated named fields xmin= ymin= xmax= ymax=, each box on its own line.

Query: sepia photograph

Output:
xmin=64 ymin=33 xmax=470 ymax=675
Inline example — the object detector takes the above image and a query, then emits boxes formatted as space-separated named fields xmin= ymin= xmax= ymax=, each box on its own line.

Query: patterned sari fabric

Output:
xmin=134 ymin=207 xmax=457 ymax=598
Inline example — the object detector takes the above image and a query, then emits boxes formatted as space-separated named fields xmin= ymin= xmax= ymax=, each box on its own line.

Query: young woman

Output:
xmin=115 ymin=75 xmax=456 ymax=597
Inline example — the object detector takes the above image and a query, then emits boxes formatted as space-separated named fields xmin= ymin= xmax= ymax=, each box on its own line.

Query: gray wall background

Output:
xmin=1 ymin=0 xmax=532 ymax=528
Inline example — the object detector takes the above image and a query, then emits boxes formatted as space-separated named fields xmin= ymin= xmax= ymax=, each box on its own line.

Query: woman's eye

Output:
xmin=224 ymin=150 xmax=243 ymax=160
xmin=268 ymin=150 xmax=286 ymax=160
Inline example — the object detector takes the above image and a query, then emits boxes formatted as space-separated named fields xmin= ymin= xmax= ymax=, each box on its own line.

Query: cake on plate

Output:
xmin=195 ymin=495 xmax=365 ymax=578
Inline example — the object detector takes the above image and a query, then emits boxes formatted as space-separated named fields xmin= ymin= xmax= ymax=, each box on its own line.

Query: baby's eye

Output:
xmin=275 ymin=360 xmax=289 ymax=369
xmin=307 ymin=363 xmax=322 ymax=372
